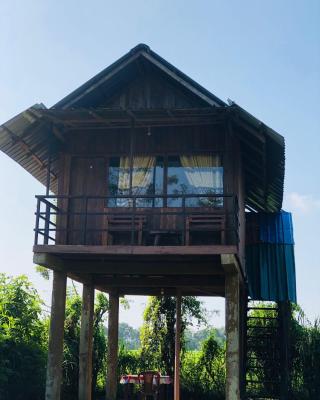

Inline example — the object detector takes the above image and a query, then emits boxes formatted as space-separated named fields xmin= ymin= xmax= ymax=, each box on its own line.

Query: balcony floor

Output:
xmin=33 ymin=244 xmax=239 ymax=296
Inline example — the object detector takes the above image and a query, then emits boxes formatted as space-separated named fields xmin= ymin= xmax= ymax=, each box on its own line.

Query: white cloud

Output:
xmin=284 ymin=192 xmax=320 ymax=214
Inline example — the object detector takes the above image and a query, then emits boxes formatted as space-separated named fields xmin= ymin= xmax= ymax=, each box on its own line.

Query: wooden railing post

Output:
xmin=34 ymin=197 xmax=41 ymax=245
xmin=44 ymin=202 xmax=50 ymax=244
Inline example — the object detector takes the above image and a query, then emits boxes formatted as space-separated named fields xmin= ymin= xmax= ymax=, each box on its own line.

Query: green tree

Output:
xmin=92 ymin=292 xmax=109 ymax=395
xmin=180 ymin=332 xmax=225 ymax=400
xmin=199 ymin=332 xmax=225 ymax=396
xmin=290 ymin=306 xmax=320 ymax=399
xmin=61 ymin=289 xmax=82 ymax=399
xmin=185 ymin=326 xmax=225 ymax=350
xmin=119 ymin=322 xmax=141 ymax=350
xmin=140 ymin=296 xmax=207 ymax=376
xmin=0 ymin=274 xmax=47 ymax=400
xmin=246 ymin=302 xmax=320 ymax=399
xmin=60 ymin=289 xmax=110 ymax=399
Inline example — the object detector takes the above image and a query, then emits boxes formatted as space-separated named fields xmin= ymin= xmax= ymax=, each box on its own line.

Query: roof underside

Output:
xmin=0 ymin=44 xmax=285 ymax=212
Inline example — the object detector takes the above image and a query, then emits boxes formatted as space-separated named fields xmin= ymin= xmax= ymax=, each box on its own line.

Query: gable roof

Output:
xmin=0 ymin=44 xmax=285 ymax=212
xmin=53 ymin=43 xmax=226 ymax=109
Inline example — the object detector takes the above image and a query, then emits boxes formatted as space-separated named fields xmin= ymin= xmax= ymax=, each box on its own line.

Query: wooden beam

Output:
xmin=106 ymin=291 xmax=119 ymax=400
xmin=33 ymin=244 xmax=238 ymax=256
xmin=34 ymin=252 xmax=225 ymax=276
xmin=88 ymin=110 xmax=112 ymax=126
xmin=33 ymin=253 xmax=65 ymax=270
xmin=79 ymin=284 xmax=95 ymax=400
xmin=67 ymin=262 xmax=223 ymax=276
xmin=52 ymin=126 xmax=66 ymax=143
xmin=96 ymin=286 xmax=225 ymax=297
xmin=63 ymin=117 xmax=224 ymax=131
xmin=174 ymin=290 xmax=182 ymax=400
xmin=93 ymin=275 xmax=224 ymax=287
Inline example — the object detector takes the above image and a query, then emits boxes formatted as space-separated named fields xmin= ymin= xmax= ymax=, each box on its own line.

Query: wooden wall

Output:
xmin=54 ymin=66 xmax=246 ymax=265
xmin=100 ymin=68 xmax=208 ymax=109
xmin=64 ymin=124 xmax=225 ymax=156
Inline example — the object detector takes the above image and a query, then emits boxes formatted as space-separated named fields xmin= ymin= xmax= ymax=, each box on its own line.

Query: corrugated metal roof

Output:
xmin=0 ymin=104 xmax=59 ymax=193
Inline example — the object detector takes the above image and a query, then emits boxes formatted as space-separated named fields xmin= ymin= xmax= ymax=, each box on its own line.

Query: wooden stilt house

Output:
xmin=0 ymin=44 xmax=295 ymax=400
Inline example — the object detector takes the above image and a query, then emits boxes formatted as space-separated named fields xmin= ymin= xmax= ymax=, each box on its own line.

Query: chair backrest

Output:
xmin=138 ymin=371 xmax=160 ymax=394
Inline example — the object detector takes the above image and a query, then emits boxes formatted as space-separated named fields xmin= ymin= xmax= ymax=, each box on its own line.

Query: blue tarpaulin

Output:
xmin=246 ymin=211 xmax=297 ymax=302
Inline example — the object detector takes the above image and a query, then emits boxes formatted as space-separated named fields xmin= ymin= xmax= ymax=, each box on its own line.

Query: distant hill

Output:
xmin=106 ymin=323 xmax=225 ymax=351
xmin=185 ymin=327 xmax=225 ymax=350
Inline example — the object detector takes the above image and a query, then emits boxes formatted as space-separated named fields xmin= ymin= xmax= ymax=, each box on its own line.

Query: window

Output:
xmin=167 ymin=154 xmax=223 ymax=207
xmin=107 ymin=156 xmax=164 ymax=207
xmin=107 ymin=154 xmax=223 ymax=207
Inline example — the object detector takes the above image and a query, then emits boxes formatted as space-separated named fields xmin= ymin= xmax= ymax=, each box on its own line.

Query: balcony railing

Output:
xmin=34 ymin=194 xmax=239 ymax=247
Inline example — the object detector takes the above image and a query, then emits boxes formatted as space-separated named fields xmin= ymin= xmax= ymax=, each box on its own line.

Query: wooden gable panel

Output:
xmin=101 ymin=70 xmax=208 ymax=109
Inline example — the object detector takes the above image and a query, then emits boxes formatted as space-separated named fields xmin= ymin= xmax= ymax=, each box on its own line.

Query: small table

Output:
xmin=149 ymin=230 xmax=182 ymax=246
xmin=120 ymin=374 xmax=172 ymax=399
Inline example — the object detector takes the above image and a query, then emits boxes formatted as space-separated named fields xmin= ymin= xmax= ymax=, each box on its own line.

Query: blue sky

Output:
xmin=0 ymin=0 xmax=319 ymax=327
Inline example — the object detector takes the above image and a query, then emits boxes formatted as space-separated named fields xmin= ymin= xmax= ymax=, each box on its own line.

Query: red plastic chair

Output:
xmin=138 ymin=371 xmax=160 ymax=399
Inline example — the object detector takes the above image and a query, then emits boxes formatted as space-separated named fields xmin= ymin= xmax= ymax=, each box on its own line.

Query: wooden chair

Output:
xmin=185 ymin=214 xmax=226 ymax=245
xmin=102 ymin=211 xmax=146 ymax=245
xmin=138 ymin=371 xmax=160 ymax=400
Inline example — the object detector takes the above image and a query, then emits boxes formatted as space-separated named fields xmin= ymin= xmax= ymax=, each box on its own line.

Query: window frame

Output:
xmin=106 ymin=152 xmax=224 ymax=207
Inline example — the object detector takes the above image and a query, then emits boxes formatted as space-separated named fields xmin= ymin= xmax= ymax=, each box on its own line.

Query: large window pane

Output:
xmin=108 ymin=157 xmax=127 ymax=206
xmin=132 ymin=156 xmax=155 ymax=207
xmin=167 ymin=156 xmax=189 ymax=207
xmin=167 ymin=154 xmax=223 ymax=207
xmin=154 ymin=156 xmax=164 ymax=207
xmin=108 ymin=156 xmax=164 ymax=207
xmin=108 ymin=153 xmax=223 ymax=208
xmin=133 ymin=156 xmax=164 ymax=207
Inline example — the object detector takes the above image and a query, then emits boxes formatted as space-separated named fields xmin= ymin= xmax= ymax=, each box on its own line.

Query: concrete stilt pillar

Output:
xmin=105 ymin=290 xmax=119 ymax=400
xmin=79 ymin=283 xmax=95 ymax=400
xmin=225 ymin=271 xmax=240 ymax=400
xmin=45 ymin=271 xmax=67 ymax=400
xmin=279 ymin=301 xmax=291 ymax=399
xmin=174 ymin=290 xmax=182 ymax=400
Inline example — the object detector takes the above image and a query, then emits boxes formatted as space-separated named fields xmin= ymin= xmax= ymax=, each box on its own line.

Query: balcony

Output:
xmin=33 ymin=194 xmax=240 ymax=294
xmin=34 ymin=194 xmax=239 ymax=249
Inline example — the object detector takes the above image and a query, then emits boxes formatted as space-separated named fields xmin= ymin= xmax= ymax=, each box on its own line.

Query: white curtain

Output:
xmin=180 ymin=154 xmax=223 ymax=193
xmin=132 ymin=156 xmax=155 ymax=195
xmin=116 ymin=155 xmax=155 ymax=206
xmin=118 ymin=156 xmax=131 ymax=194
